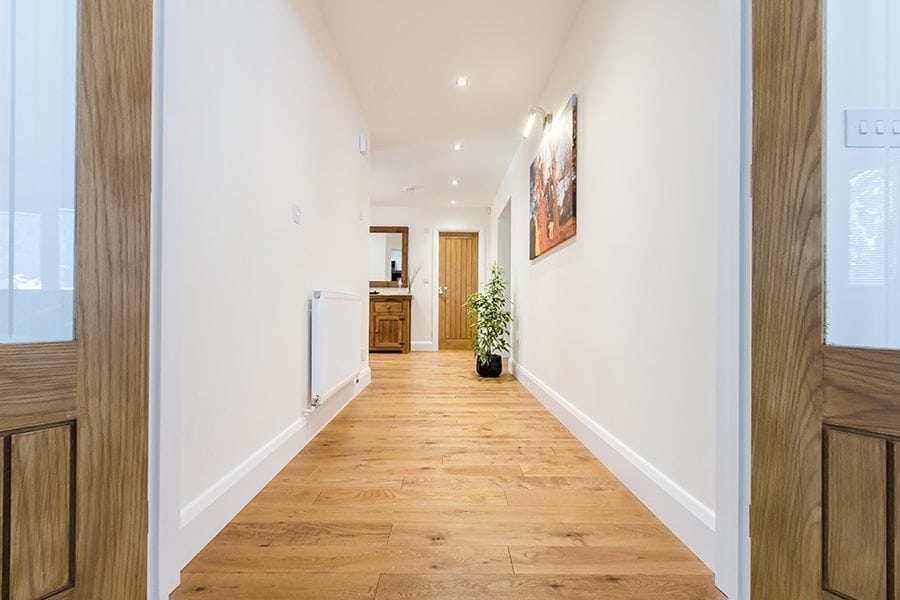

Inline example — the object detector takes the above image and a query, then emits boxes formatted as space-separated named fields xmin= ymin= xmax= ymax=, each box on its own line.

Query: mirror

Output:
xmin=369 ymin=226 xmax=408 ymax=288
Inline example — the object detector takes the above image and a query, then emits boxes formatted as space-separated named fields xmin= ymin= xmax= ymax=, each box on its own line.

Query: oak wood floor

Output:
xmin=172 ymin=351 xmax=721 ymax=599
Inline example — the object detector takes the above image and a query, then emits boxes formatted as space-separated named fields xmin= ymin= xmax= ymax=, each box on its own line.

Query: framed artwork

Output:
xmin=529 ymin=93 xmax=577 ymax=259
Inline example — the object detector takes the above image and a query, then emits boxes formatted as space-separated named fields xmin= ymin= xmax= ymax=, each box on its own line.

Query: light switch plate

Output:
xmin=291 ymin=204 xmax=302 ymax=225
xmin=845 ymin=109 xmax=900 ymax=148
xmin=891 ymin=109 xmax=900 ymax=147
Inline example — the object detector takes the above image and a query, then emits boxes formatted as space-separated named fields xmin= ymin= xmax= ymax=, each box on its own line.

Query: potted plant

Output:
xmin=465 ymin=263 xmax=512 ymax=377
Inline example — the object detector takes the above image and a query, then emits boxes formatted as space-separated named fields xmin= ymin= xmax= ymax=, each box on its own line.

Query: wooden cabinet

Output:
xmin=369 ymin=295 xmax=412 ymax=353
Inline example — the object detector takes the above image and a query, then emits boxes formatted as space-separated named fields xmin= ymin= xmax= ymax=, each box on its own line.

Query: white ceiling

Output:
xmin=317 ymin=0 xmax=584 ymax=208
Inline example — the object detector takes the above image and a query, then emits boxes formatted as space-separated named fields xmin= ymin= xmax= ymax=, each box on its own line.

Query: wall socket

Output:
xmin=845 ymin=109 xmax=900 ymax=148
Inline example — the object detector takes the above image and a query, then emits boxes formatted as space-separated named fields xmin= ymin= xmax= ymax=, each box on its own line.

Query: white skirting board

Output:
xmin=411 ymin=341 xmax=437 ymax=352
xmin=510 ymin=360 xmax=716 ymax=570
xmin=176 ymin=367 xmax=371 ymax=573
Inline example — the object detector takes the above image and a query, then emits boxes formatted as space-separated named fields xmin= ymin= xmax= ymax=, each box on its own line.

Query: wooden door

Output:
xmin=438 ymin=232 xmax=479 ymax=350
xmin=0 ymin=1 xmax=151 ymax=598
xmin=753 ymin=1 xmax=900 ymax=598
xmin=372 ymin=314 xmax=403 ymax=350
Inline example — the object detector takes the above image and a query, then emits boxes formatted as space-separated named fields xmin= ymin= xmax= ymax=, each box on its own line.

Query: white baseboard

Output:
xmin=358 ymin=365 xmax=373 ymax=389
xmin=177 ymin=368 xmax=371 ymax=571
xmin=411 ymin=341 xmax=437 ymax=352
xmin=510 ymin=360 xmax=716 ymax=570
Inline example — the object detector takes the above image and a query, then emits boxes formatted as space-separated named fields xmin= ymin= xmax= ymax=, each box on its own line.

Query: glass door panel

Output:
xmin=0 ymin=0 xmax=78 ymax=344
xmin=825 ymin=0 xmax=900 ymax=348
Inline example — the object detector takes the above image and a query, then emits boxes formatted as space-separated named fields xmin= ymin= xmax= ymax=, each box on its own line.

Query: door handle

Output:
xmin=438 ymin=286 xmax=448 ymax=296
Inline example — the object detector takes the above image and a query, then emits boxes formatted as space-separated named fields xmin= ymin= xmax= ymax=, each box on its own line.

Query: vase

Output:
xmin=476 ymin=354 xmax=502 ymax=377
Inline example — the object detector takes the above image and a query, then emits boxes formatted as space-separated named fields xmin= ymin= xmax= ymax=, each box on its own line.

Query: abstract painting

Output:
xmin=529 ymin=94 xmax=577 ymax=259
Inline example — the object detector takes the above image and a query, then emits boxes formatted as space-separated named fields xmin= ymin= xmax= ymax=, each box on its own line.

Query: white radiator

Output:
xmin=310 ymin=290 xmax=363 ymax=410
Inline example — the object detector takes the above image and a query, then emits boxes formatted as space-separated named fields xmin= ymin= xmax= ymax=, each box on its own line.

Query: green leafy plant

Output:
xmin=465 ymin=263 xmax=512 ymax=366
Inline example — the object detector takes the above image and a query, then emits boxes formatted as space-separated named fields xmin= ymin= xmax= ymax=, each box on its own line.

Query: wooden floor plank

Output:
xmin=509 ymin=545 xmax=711 ymax=576
xmin=399 ymin=475 xmax=618 ymax=491
xmin=231 ymin=502 xmax=663 ymax=526
xmin=375 ymin=574 xmax=723 ymax=600
xmin=183 ymin=544 xmax=513 ymax=575
xmin=314 ymin=487 xmax=509 ymax=506
xmin=215 ymin=521 xmax=393 ymax=546
xmin=504 ymin=487 xmax=638 ymax=507
xmin=388 ymin=522 xmax=674 ymax=548
xmin=172 ymin=351 xmax=717 ymax=598
xmin=174 ymin=573 xmax=379 ymax=599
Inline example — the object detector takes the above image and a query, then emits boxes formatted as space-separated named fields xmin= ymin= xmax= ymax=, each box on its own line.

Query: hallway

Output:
xmin=172 ymin=352 xmax=719 ymax=599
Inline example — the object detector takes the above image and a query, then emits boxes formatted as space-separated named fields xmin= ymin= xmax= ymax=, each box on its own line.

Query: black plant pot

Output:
xmin=476 ymin=354 xmax=502 ymax=378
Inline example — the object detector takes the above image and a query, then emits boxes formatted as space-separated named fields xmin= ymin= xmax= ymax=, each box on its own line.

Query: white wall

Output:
xmin=371 ymin=205 xmax=490 ymax=350
xmin=491 ymin=0 xmax=721 ymax=570
xmin=158 ymin=0 xmax=371 ymax=592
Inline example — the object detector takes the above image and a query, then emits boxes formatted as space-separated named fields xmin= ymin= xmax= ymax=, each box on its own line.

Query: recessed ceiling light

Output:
xmin=450 ymin=200 xmax=456 ymax=205
xmin=403 ymin=185 xmax=418 ymax=192
xmin=456 ymin=76 xmax=469 ymax=87
xmin=453 ymin=143 xmax=463 ymax=151
xmin=451 ymin=179 xmax=460 ymax=186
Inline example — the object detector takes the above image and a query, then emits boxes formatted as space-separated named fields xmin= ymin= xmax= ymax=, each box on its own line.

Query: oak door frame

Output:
xmin=73 ymin=0 xmax=152 ymax=596
xmin=750 ymin=0 xmax=826 ymax=596
xmin=431 ymin=226 xmax=486 ymax=352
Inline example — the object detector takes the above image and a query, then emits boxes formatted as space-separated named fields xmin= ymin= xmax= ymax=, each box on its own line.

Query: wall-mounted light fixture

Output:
xmin=522 ymin=106 xmax=553 ymax=139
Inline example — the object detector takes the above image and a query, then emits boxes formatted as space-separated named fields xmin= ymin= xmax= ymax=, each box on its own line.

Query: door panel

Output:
xmin=438 ymin=232 xmax=478 ymax=350
xmin=753 ymin=0 xmax=900 ymax=597
xmin=823 ymin=428 xmax=886 ymax=599
xmin=0 ymin=0 xmax=151 ymax=597
xmin=9 ymin=425 xmax=74 ymax=599
xmin=373 ymin=315 xmax=403 ymax=350
xmin=0 ymin=441 xmax=4 ymax=595
xmin=894 ymin=450 xmax=900 ymax=600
